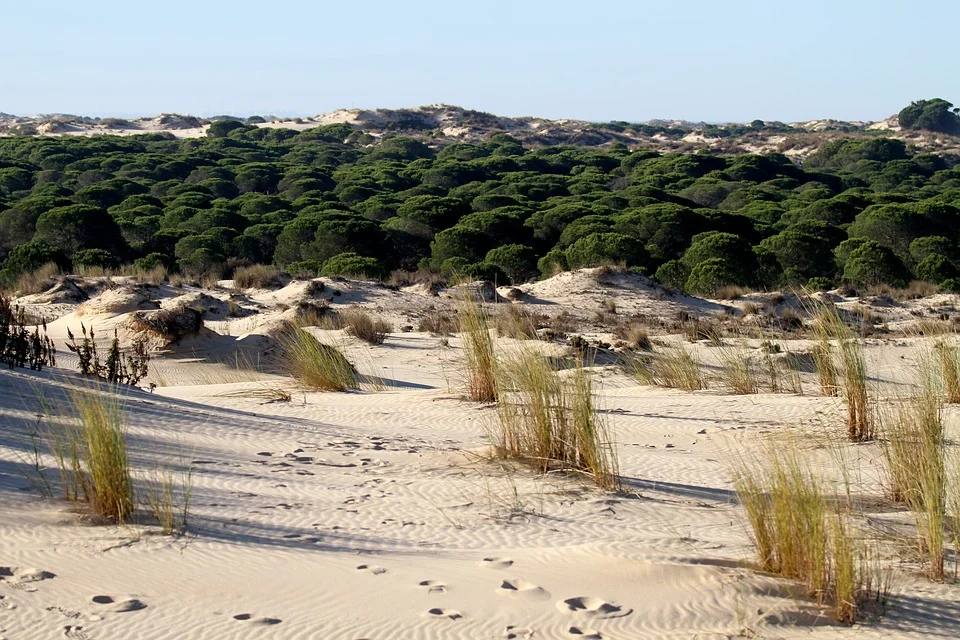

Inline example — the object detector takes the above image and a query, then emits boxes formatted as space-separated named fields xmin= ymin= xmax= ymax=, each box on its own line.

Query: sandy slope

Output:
xmin=2 ymin=272 xmax=960 ymax=639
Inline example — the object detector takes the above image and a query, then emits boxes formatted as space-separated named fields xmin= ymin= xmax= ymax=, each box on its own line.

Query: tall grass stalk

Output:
xmin=457 ymin=297 xmax=498 ymax=402
xmin=494 ymin=349 xmax=619 ymax=490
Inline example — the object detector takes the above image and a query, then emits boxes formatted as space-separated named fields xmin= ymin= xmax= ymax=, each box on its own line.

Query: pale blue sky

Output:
xmin=4 ymin=0 xmax=957 ymax=122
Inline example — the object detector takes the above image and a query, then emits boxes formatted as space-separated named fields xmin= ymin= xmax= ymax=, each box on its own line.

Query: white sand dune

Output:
xmin=2 ymin=272 xmax=960 ymax=638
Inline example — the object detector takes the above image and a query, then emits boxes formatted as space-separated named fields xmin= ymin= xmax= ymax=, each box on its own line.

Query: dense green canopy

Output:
xmin=1 ymin=120 xmax=959 ymax=293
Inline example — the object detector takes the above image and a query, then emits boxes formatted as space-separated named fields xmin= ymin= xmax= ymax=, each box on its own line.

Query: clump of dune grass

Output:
xmin=631 ymin=346 xmax=704 ymax=391
xmin=143 ymin=466 xmax=192 ymax=535
xmin=811 ymin=306 xmax=839 ymax=396
xmin=279 ymin=326 xmax=358 ymax=392
xmin=934 ymin=340 xmax=960 ymax=403
xmin=494 ymin=348 xmax=619 ymax=490
xmin=233 ymin=264 xmax=284 ymax=289
xmin=341 ymin=307 xmax=391 ymax=345
xmin=812 ymin=303 xmax=871 ymax=440
xmin=615 ymin=321 xmax=653 ymax=351
xmin=494 ymin=305 xmax=542 ymax=340
xmin=12 ymin=261 xmax=61 ymax=295
xmin=457 ymin=297 xmax=498 ymax=402
xmin=734 ymin=444 xmax=888 ymax=622
xmin=882 ymin=359 xmax=946 ymax=580
xmin=45 ymin=390 xmax=135 ymax=523
xmin=73 ymin=390 xmax=134 ymax=523
xmin=717 ymin=342 xmax=760 ymax=394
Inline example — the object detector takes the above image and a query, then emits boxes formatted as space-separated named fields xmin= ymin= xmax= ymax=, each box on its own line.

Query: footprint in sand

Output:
xmin=356 ymin=564 xmax=388 ymax=575
xmin=504 ymin=625 xmax=535 ymax=639
xmin=91 ymin=595 xmax=147 ymax=613
xmin=557 ymin=597 xmax=632 ymax=619
xmin=0 ymin=567 xmax=55 ymax=591
xmin=479 ymin=557 xmax=514 ymax=570
xmin=497 ymin=579 xmax=550 ymax=600
xmin=62 ymin=625 xmax=89 ymax=640
xmin=418 ymin=580 xmax=447 ymax=594
xmin=233 ymin=613 xmax=282 ymax=625
xmin=568 ymin=626 xmax=603 ymax=639
xmin=425 ymin=607 xmax=462 ymax=620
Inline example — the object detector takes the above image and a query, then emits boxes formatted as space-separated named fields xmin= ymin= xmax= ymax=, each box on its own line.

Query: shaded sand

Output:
xmin=2 ymin=271 xmax=960 ymax=638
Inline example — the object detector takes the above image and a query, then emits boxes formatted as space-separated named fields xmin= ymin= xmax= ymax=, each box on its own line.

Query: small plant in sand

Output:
xmin=143 ymin=466 xmax=192 ymax=535
xmin=66 ymin=325 xmax=150 ymax=385
xmin=734 ymin=444 xmax=887 ymax=622
xmin=882 ymin=360 xmax=946 ymax=580
xmin=341 ymin=307 xmax=391 ymax=345
xmin=45 ymin=390 xmax=134 ymax=523
xmin=631 ymin=346 xmax=704 ymax=391
xmin=494 ymin=348 xmax=619 ymax=490
xmin=0 ymin=294 xmax=56 ymax=371
xmin=811 ymin=307 xmax=839 ymax=397
xmin=280 ymin=326 xmax=358 ymax=392
xmin=457 ymin=297 xmax=498 ymax=402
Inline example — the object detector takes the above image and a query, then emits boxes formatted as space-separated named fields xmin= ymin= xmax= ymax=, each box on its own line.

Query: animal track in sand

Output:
xmin=568 ymin=626 xmax=603 ymax=639
xmin=497 ymin=579 xmax=550 ymax=600
xmin=356 ymin=564 xmax=388 ymax=575
xmin=480 ymin=557 xmax=514 ymax=569
xmin=425 ymin=607 xmax=462 ymax=620
xmin=233 ymin=613 xmax=282 ymax=625
xmin=418 ymin=580 xmax=446 ymax=593
xmin=557 ymin=596 xmax=632 ymax=619
xmin=91 ymin=594 xmax=147 ymax=612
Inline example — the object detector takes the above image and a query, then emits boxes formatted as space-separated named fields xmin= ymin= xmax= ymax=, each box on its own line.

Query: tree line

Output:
xmin=0 ymin=113 xmax=959 ymax=295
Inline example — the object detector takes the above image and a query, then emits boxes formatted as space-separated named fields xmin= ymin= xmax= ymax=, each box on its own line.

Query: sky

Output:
xmin=3 ymin=0 xmax=958 ymax=123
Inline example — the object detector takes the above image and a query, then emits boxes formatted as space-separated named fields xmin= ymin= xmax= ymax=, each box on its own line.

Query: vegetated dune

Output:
xmin=2 ymin=268 xmax=960 ymax=639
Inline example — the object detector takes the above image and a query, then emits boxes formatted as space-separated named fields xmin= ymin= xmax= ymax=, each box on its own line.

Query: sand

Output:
xmin=2 ymin=270 xmax=960 ymax=639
